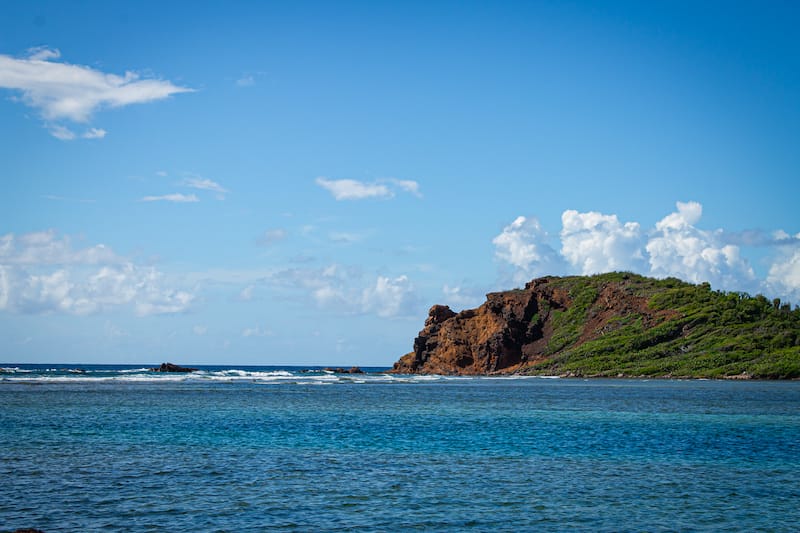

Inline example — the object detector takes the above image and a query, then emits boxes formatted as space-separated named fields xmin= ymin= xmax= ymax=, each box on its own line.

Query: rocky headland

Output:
xmin=391 ymin=273 xmax=800 ymax=379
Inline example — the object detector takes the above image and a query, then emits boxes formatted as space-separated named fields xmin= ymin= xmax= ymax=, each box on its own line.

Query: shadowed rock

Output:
xmin=150 ymin=362 xmax=197 ymax=373
xmin=323 ymin=366 xmax=364 ymax=374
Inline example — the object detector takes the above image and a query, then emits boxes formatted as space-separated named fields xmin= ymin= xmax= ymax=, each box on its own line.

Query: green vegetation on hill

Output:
xmin=522 ymin=273 xmax=800 ymax=379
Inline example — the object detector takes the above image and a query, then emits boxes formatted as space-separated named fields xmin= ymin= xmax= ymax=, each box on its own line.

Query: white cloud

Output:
xmin=0 ymin=265 xmax=9 ymax=309
xmin=494 ymin=201 xmax=774 ymax=298
xmin=238 ymin=285 xmax=255 ymax=301
xmin=82 ymin=127 xmax=106 ymax=139
xmin=46 ymin=124 xmax=107 ymax=141
xmin=0 ymin=230 xmax=119 ymax=265
xmin=655 ymin=201 xmax=703 ymax=231
xmin=272 ymin=264 xmax=419 ymax=318
xmin=193 ymin=325 xmax=207 ymax=336
xmin=27 ymin=46 xmax=60 ymax=61
xmin=0 ymin=47 xmax=192 ymax=138
xmin=646 ymin=202 xmax=756 ymax=292
xmin=47 ymin=124 xmax=76 ymax=140
xmin=560 ymin=209 xmax=645 ymax=275
xmin=182 ymin=177 xmax=228 ymax=195
xmin=0 ymin=230 xmax=193 ymax=316
xmin=361 ymin=275 xmax=417 ymax=318
xmin=492 ymin=216 xmax=564 ymax=282
xmin=767 ymin=241 xmax=800 ymax=302
xmin=387 ymin=178 xmax=422 ymax=198
xmin=442 ymin=284 xmax=485 ymax=311
xmin=141 ymin=193 xmax=199 ymax=203
xmin=315 ymin=177 xmax=422 ymax=201
xmin=316 ymin=177 xmax=392 ymax=200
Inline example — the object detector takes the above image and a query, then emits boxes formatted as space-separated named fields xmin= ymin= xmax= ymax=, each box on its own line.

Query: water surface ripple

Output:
xmin=2 ymin=366 xmax=798 ymax=531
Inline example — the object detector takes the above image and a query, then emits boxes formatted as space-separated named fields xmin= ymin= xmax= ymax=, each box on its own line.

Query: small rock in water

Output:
xmin=150 ymin=362 xmax=197 ymax=373
xmin=322 ymin=366 xmax=364 ymax=374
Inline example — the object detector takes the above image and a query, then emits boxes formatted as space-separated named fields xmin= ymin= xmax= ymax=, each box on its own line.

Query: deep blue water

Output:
xmin=2 ymin=365 xmax=799 ymax=531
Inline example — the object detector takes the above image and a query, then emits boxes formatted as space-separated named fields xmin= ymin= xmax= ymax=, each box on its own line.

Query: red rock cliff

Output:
xmin=391 ymin=275 xmax=675 ymax=375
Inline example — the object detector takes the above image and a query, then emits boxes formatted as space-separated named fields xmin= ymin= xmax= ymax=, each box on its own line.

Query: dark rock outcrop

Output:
xmin=150 ymin=362 xmax=197 ymax=373
xmin=323 ymin=366 xmax=365 ymax=374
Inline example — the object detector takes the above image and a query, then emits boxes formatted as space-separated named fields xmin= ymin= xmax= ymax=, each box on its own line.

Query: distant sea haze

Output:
xmin=2 ymin=366 xmax=799 ymax=530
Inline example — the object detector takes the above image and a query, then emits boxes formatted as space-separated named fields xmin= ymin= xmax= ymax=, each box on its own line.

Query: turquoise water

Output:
xmin=2 ymin=366 xmax=799 ymax=531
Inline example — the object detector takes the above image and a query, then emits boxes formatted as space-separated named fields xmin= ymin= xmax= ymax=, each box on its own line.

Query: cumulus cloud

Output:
xmin=141 ymin=193 xmax=199 ymax=203
xmin=493 ymin=201 xmax=800 ymax=299
xmin=767 ymin=238 xmax=800 ymax=302
xmin=315 ymin=177 xmax=421 ymax=201
xmin=560 ymin=210 xmax=645 ymax=275
xmin=0 ymin=230 xmax=193 ymax=316
xmin=361 ymin=275 xmax=418 ymax=318
xmin=0 ymin=47 xmax=192 ymax=138
xmin=492 ymin=216 xmax=564 ymax=283
xmin=646 ymin=202 xmax=756 ymax=292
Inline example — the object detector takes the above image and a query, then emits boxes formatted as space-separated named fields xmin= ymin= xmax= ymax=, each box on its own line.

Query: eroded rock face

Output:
xmin=391 ymin=276 xmax=669 ymax=375
xmin=394 ymin=278 xmax=569 ymax=374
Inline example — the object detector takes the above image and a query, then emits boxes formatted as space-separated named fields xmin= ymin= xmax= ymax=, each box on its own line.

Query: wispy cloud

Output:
xmin=257 ymin=229 xmax=287 ymax=246
xmin=82 ymin=127 xmax=107 ymax=139
xmin=315 ymin=177 xmax=421 ymax=201
xmin=45 ymin=124 xmax=108 ymax=141
xmin=141 ymin=193 xmax=199 ymax=203
xmin=242 ymin=325 xmax=273 ymax=337
xmin=238 ymin=285 xmax=255 ymax=301
xmin=236 ymin=75 xmax=255 ymax=87
xmin=43 ymin=194 xmax=96 ymax=204
xmin=316 ymin=178 xmax=391 ymax=200
xmin=387 ymin=178 xmax=422 ymax=198
xmin=273 ymin=264 xmax=420 ymax=318
xmin=329 ymin=231 xmax=363 ymax=244
xmin=182 ymin=176 xmax=228 ymax=195
xmin=0 ymin=46 xmax=192 ymax=139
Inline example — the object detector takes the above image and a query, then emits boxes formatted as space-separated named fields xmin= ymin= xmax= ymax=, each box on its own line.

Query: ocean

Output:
xmin=2 ymin=365 xmax=799 ymax=531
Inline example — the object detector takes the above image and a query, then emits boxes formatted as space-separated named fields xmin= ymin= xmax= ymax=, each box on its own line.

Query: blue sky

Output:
xmin=1 ymin=1 xmax=799 ymax=365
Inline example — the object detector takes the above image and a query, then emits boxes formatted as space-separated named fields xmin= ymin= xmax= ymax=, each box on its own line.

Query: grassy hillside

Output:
xmin=520 ymin=273 xmax=800 ymax=379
